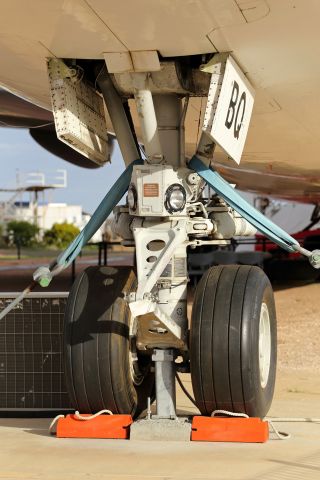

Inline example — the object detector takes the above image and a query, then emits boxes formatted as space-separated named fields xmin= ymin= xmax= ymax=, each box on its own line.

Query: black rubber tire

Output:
xmin=64 ymin=265 xmax=154 ymax=418
xmin=190 ymin=265 xmax=277 ymax=418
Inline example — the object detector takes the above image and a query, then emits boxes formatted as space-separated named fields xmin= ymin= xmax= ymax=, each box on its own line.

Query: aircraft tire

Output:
xmin=190 ymin=265 xmax=277 ymax=418
xmin=64 ymin=266 xmax=154 ymax=418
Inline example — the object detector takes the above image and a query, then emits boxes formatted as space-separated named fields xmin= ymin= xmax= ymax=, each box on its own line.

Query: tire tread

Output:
xmin=191 ymin=264 xmax=276 ymax=418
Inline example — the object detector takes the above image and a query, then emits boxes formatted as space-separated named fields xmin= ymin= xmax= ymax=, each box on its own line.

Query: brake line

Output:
xmin=175 ymin=372 xmax=198 ymax=408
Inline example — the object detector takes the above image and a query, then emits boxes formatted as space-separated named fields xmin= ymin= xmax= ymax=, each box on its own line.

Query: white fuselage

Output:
xmin=1 ymin=0 xmax=320 ymax=201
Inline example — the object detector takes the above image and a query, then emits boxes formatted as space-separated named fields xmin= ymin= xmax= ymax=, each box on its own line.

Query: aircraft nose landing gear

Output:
xmin=4 ymin=55 xmax=320 ymax=441
xmin=61 ymin=58 xmax=279 ymax=439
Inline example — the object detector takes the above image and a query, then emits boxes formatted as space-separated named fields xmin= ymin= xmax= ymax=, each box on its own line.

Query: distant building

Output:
xmin=2 ymin=201 xmax=102 ymax=243
xmin=0 ymin=169 xmax=105 ymax=244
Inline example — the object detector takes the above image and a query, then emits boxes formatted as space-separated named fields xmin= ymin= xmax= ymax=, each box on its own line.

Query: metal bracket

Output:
xmin=133 ymin=219 xmax=187 ymax=300
xmin=129 ymin=219 xmax=187 ymax=344
xmin=47 ymin=58 xmax=78 ymax=81
xmin=129 ymin=299 xmax=183 ymax=346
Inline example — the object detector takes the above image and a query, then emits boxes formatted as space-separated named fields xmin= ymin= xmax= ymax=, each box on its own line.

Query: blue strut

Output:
xmin=32 ymin=158 xmax=144 ymax=287
xmin=189 ymin=155 xmax=300 ymax=253
xmin=0 ymin=158 xmax=143 ymax=320
xmin=56 ymin=159 xmax=143 ymax=267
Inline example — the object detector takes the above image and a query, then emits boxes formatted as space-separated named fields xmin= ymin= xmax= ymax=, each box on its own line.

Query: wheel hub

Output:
xmin=259 ymin=302 xmax=271 ymax=389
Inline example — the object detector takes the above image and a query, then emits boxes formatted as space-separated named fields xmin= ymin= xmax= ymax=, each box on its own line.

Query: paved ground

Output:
xmin=0 ymin=370 xmax=319 ymax=480
xmin=0 ymin=250 xmax=134 ymax=291
xmin=0 ymin=253 xmax=319 ymax=479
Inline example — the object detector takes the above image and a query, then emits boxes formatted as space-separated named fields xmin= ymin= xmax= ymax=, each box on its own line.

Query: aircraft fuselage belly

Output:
xmin=1 ymin=0 xmax=320 ymax=201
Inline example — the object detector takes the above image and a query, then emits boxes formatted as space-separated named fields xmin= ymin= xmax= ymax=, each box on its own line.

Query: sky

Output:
xmin=0 ymin=127 xmax=314 ymax=233
xmin=0 ymin=127 xmax=125 ymax=214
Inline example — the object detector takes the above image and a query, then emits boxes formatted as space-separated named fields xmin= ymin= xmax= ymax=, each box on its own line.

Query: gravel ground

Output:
xmin=275 ymin=283 xmax=320 ymax=372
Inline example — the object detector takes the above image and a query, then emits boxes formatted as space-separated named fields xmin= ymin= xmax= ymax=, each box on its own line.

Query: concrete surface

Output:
xmin=0 ymin=371 xmax=319 ymax=480
xmin=130 ymin=416 xmax=192 ymax=441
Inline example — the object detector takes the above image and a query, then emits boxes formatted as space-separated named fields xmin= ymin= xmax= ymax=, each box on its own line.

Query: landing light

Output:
xmin=128 ymin=184 xmax=137 ymax=211
xmin=165 ymin=184 xmax=186 ymax=213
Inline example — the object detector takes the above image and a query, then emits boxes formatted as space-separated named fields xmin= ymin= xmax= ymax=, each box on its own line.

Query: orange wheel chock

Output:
xmin=191 ymin=416 xmax=269 ymax=443
xmin=56 ymin=414 xmax=133 ymax=439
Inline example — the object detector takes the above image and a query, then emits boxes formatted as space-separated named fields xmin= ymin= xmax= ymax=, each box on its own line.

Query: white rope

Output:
xmin=268 ymin=421 xmax=291 ymax=440
xmin=267 ymin=417 xmax=320 ymax=423
xmin=0 ymin=286 xmax=33 ymax=320
xmin=0 ymin=263 xmax=66 ymax=321
xmin=265 ymin=416 xmax=320 ymax=440
xmin=49 ymin=415 xmax=65 ymax=434
xmin=211 ymin=410 xmax=290 ymax=440
xmin=48 ymin=409 xmax=114 ymax=434
xmin=74 ymin=409 xmax=113 ymax=420
xmin=211 ymin=409 xmax=249 ymax=418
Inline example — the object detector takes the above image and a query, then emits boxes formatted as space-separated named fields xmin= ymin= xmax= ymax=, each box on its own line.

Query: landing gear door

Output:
xmin=202 ymin=55 xmax=255 ymax=165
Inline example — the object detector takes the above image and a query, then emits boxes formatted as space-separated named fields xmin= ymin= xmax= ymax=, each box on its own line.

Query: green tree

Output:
xmin=0 ymin=223 xmax=4 ymax=247
xmin=7 ymin=220 xmax=39 ymax=247
xmin=44 ymin=222 xmax=80 ymax=248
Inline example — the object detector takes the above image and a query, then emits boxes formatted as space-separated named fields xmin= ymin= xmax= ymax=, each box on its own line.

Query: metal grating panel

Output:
xmin=0 ymin=293 xmax=71 ymax=410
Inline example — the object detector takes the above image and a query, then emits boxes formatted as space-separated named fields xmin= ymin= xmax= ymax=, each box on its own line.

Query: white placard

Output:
xmin=203 ymin=56 xmax=255 ymax=164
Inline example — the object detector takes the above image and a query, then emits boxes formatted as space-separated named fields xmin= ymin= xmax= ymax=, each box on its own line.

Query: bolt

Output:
xmin=309 ymin=250 xmax=320 ymax=269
